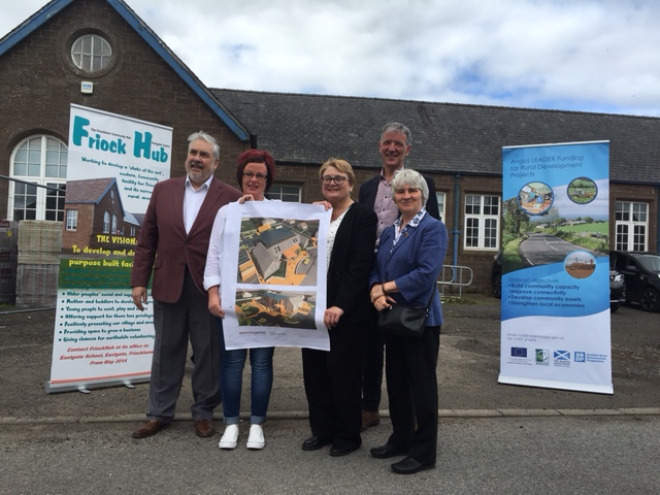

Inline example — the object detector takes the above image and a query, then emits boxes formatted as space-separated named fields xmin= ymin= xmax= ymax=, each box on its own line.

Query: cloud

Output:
xmin=2 ymin=0 xmax=660 ymax=116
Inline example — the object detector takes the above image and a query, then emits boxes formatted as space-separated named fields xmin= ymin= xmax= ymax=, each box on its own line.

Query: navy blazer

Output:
xmin=358 ymin=172 xmax=441 ymax=221
xmin=370 ymin=213 xmax=448 ymax=327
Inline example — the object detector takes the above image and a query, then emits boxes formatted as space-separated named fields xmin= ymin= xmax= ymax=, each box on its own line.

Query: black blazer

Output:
xmin=327 ymin=202 xmax=377 ymax=325
xmin=358 ymin=172 xmax=441 ymax=221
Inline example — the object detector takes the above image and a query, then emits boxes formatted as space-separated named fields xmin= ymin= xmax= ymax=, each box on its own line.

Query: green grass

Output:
xmin=59 ymin=257 xmax=136 ymax=289
xmin=502 ymin=238 xmax=526 ymax=272
xmin=556 ymin=222 xmax=608 ymax=235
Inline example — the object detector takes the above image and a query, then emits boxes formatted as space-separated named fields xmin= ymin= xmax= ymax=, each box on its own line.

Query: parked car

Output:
xmin=492 ymin=251 xmax=628 ymax=313
xmin=610 ymin=251 xmax=660 ymax=312
xmin=609 ymin=269 xmax=626 ymax=313
xmin=491 ymin=252 xmax=502 ymax=299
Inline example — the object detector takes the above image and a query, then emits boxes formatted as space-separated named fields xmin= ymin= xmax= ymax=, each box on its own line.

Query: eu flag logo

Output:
xmin=511 ymin=347 xmax=527 ymax=358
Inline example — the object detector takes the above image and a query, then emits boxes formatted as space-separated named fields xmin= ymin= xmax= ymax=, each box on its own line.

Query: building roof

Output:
xmin=65 ymin=177 xmax=121 ymax=208
xmin=212 ymin=88 xmax=660 ymax=184
xmin=0 ymin=0 xmax=250 ymax=142
xmin=257 ymin=227 xmax=297 ymax=249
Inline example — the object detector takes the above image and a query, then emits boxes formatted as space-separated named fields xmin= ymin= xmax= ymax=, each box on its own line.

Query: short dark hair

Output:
xmin=236 ymin=149 xmax=276 ymax=193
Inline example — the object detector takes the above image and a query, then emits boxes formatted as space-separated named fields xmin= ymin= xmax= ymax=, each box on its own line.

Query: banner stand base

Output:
xmin=44 ymin=375 xmax=150 ymax=395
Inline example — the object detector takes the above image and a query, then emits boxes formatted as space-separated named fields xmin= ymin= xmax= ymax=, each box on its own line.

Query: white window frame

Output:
xmin=71 ymin=34 xmax=112 ymax=72
xmin=7 ymin=135 xmax=67 ymax=221
xmin=463 ymin=194 xmax=500 ymax=250
xmin=103 ymin=212 xmax=110 ymax=234
xmin=615 ymin=201 xmax=648 ymax=251
xmin=66 ymin=210 xmax=78 ymax=231
xmin=268 ymin=184 xmax=302 ymax=202
xmin=435 ymin=192 xmax=446 ymax=222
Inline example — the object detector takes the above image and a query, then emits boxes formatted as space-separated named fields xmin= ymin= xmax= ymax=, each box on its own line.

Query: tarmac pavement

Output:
xmin=1 ymin=295 xmax=659 ymax=494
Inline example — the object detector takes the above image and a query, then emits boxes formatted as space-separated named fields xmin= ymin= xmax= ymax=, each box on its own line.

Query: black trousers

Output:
xmin=384 ymin=325 xmax=440 ymax=465
xmin=361 ymin=306 xmax=385 ymax=412
xmin=302 ymin=321 xmax=366 ymax=448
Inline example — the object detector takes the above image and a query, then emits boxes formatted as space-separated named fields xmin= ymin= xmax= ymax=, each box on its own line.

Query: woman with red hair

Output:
xmin=204 ymin=149 xmax=276 ymax=451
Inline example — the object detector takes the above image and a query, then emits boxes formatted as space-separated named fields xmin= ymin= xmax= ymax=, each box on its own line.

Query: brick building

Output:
xmin=1 ymin=0 xmax=659 ymax=294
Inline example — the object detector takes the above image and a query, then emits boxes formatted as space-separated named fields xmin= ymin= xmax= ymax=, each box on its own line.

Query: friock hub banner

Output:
xmin=47 ymin=104 xmax=172 ymax=393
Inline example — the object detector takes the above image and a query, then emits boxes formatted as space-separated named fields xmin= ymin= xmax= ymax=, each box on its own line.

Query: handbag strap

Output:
xmin=424 ymin=284 xmax=437 ymax=313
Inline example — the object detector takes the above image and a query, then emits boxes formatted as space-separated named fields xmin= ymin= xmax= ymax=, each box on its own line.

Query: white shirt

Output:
xmin=326 ymin=205 xmax=351 ymax=269
xmin=183 ymin=175 xmax=213 ymax=234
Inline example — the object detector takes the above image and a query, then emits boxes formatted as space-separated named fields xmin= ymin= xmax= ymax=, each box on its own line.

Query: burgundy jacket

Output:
xmin=130 ymin=175 xmax=242 ymax=303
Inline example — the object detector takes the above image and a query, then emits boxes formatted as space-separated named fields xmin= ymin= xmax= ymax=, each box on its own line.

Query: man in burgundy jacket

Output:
xmin=130 ymin=131 xmax=241 ymax=439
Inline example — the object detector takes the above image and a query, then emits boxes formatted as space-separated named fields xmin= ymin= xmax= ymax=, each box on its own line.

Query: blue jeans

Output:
xmin=222 ymin=346 xmax=274 ymax=425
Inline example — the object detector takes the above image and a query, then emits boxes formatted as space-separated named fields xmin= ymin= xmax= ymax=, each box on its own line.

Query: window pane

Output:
xmin=13 ymin=182 xmax=38 ymax=221
xmin=616 ymin=224 xmax=628 ymax=251
xmin=15 ymin=149 xmax=27 ymax=163
xmin=632 ymin=203 xmax=647 ymax=222
xmin=615 ymin=202 xmax=628 ymax=221
xmin=269 ymin=184 xmax=301 ymax=202
xmin=71 ymin=35 xmax=112 ymax=72
xmin=465 ymin=218 xmax=479 ymax=247
xmin=66 ymin=210 xmax=78 ymax=231
xmin=465 ymin=195 xmax=480 ymax=215
xmin=9 ymin=135 xmax=68 ymax=221
xmin=45 ymin=138 xmax=67 ymax=178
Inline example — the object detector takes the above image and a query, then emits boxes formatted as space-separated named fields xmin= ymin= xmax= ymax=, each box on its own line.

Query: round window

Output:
xmin=70 ymin=34 xmax=112 ymax=72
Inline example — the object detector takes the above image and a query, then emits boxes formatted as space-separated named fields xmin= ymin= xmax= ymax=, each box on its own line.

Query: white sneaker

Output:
xmin=218 ymin=424 xmax=239 ymax=449
xmin=246 ymin=424 xmax=265 ymax=450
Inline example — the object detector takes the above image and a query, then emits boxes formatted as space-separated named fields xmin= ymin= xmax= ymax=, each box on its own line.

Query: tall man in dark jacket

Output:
xmin=358 ymin=122 xmax=440 ymax=430
xmin=130 ymin=131 xmax=242 ymax=439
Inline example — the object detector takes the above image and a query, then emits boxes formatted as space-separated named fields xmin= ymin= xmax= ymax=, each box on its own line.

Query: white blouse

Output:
xmin=326 ymin=204 xmax=352 ymax=269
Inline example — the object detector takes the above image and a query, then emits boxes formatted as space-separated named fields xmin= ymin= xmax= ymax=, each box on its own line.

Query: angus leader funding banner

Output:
xmin=498 ymin=140 xmax=613 ymax=394
xmin=46 ymin=104 xmax=172 ymax=394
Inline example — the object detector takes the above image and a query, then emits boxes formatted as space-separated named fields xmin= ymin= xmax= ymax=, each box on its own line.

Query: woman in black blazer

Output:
xmin=301 ymin=158 xmax=377 ymax=457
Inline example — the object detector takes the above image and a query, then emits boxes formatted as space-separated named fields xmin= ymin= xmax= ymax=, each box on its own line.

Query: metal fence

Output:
xmin=437 ymin=264 xmax=474 ymax=298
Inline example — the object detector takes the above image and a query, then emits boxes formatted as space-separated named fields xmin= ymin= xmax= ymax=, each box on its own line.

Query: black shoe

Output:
xmin=302 ymin=435 xmax=333 ymax=451
xmin=391 ymin=456 xmax=435 ymax=475
xmin=370 ymin=443 xmax=407 ymax=459
xmin=329 ymin=443 xmax=360 ymax=457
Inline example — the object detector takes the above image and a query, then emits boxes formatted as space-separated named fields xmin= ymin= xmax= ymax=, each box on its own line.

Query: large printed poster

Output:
xmin=220 ymin=201 xmax=331 ymax=351
xmin=46 ymin=104 xmax=172 ymax=393
xmin=498 ymin=141 xmax=613 ymax=394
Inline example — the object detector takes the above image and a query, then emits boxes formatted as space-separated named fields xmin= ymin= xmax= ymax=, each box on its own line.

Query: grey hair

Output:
xmin=391 ymin=169 xmax=428 ymax=207
xmin=188 ymin=131 xmax=220 ymax=160
xmin=381 ymin=122 xmax=412 ymax=146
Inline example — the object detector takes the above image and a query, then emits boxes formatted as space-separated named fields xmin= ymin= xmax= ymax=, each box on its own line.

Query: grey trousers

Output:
xmin=147 ymin=270 xmax=222 ymax=422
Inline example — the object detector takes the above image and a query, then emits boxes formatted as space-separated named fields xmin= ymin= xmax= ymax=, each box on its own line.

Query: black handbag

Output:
xmin=377 ymin=287 xmax=436 ymax=338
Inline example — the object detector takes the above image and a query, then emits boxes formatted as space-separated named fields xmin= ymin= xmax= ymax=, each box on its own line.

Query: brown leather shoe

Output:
xmin=361 ymin=410 xmax=380 ymax=431
xmin=132 ymin=419 xmax=167 ymax=439
xmin=194 ymin=419 xmax=216 ymax=438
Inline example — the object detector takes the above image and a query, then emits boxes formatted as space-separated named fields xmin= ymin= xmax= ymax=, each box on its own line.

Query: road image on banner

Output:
xmin=221 ymin=201 xmax=331 ymax=351
xmin=498 ymin=141 xmax=613 ymax=394
xmin=47 ymin=104 xmax=172 ymax=393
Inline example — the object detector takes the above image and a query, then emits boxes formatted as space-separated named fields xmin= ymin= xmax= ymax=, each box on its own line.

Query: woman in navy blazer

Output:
xmin=301 ymin=158 xmax=377 ymax=457
xmin=368 ymin=169 xmax=448 ymax=475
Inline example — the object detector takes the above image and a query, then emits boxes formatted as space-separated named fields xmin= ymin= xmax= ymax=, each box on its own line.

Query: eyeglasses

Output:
xmin=321 ymin=175 xmax=348 ymax=185
xmin=244 ymin=172 xmax=268 ymax=180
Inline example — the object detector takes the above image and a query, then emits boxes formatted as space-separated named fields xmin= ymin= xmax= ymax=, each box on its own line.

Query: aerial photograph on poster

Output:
xmin=237 ymin=217 xmax=319 ymax=286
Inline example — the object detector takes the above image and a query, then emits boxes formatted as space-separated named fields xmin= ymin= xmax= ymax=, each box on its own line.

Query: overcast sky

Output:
xmin=2 ymin=0 xmax=659 ymax=117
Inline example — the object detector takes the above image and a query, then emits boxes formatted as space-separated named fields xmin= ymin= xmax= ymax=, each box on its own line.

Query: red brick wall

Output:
xmin=0 ymin=0 xmax=249 ymax=219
